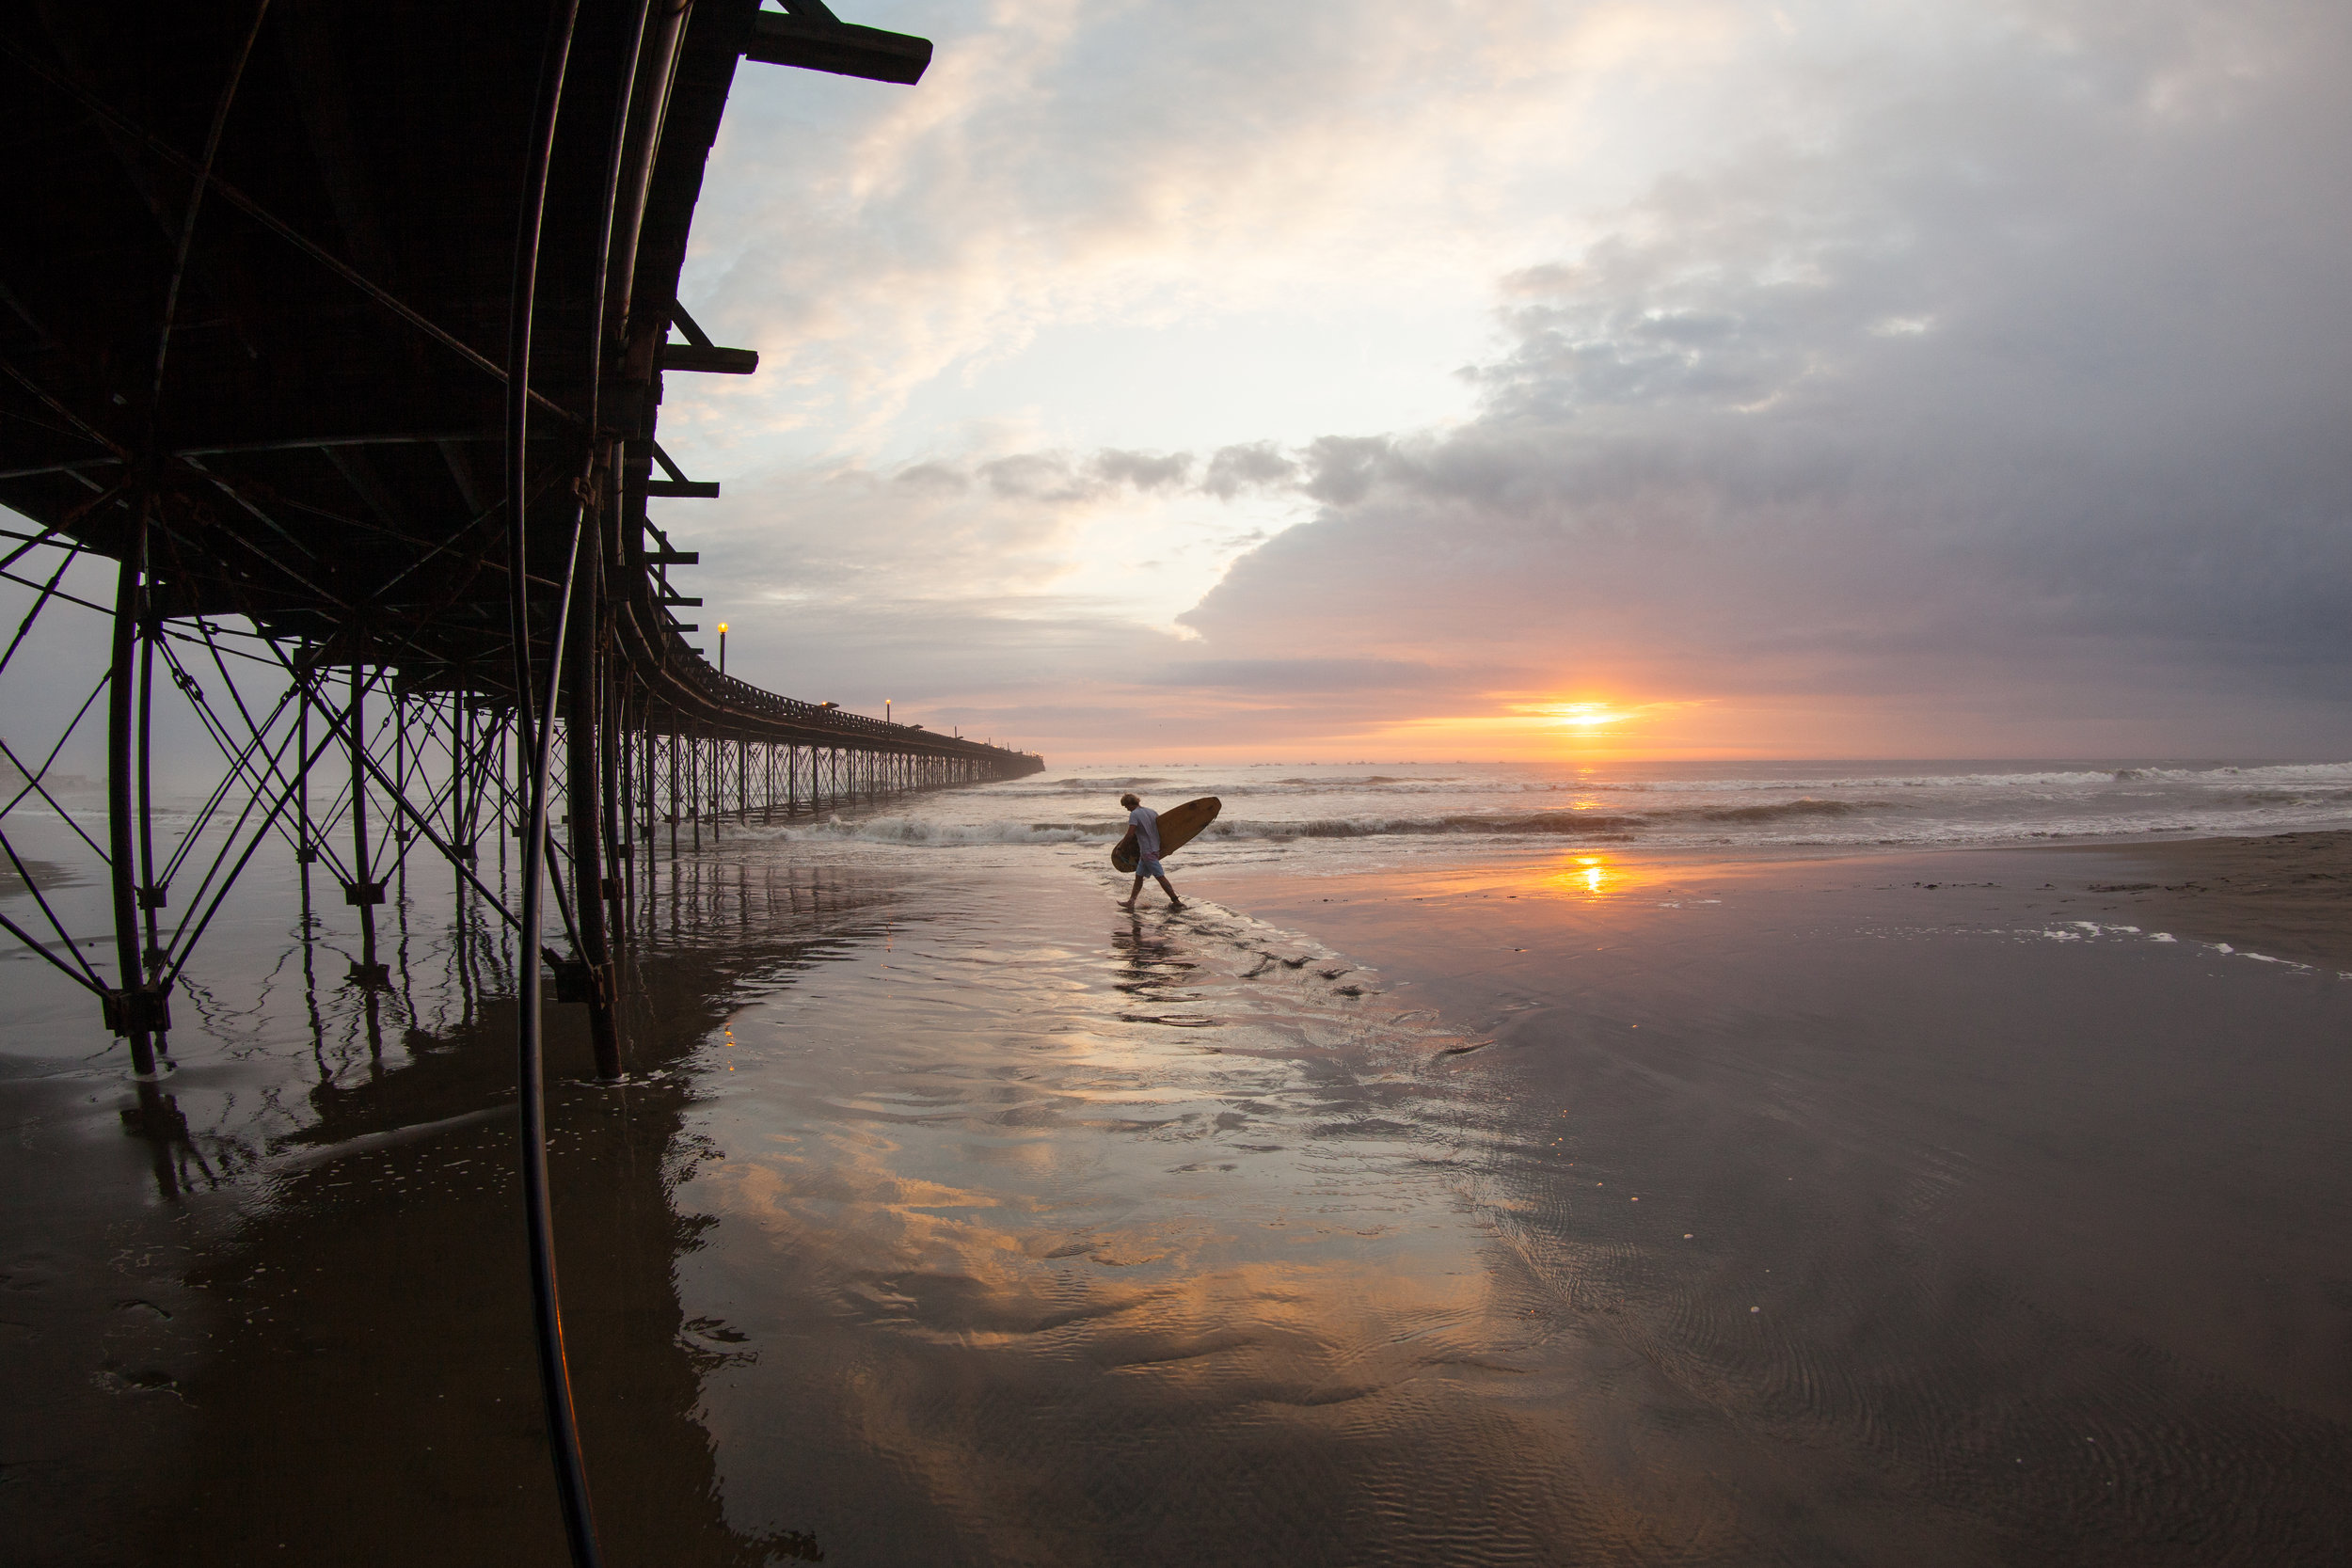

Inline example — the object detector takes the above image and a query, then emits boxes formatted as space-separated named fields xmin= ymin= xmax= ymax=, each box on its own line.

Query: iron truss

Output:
xmin=0 ymin=4 xmax=1037 ymax=1561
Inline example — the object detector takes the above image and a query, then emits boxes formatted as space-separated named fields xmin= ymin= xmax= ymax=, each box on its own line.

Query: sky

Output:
xmin=23 ymin=0 xmax=2319 ymax=775
xmin=645 ymin=0 xmax=2352 ymax=763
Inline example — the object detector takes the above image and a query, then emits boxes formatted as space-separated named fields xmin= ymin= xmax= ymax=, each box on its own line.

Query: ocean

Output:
xmin=779 ymin=755 xmax=2352 ymax=858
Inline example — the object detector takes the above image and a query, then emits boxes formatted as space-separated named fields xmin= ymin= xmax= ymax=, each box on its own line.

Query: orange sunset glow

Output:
xmin=1532 ymin=702 xmax=1629 ymax=730
xmin=1349 ymin=697 xmax=1697 ymax=759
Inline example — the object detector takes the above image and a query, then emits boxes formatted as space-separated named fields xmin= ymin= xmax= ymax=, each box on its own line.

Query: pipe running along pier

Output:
xmin=0 ymin=4 xmax=1035 ymax=1560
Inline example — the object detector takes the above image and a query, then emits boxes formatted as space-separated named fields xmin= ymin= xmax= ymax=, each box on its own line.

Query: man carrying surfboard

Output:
xmin=1116 ymin=792 xmax=1184 ymax=910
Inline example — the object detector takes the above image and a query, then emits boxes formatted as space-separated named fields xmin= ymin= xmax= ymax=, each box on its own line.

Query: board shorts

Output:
xmin=1137 ymin=856 xmax=1165 ymax=878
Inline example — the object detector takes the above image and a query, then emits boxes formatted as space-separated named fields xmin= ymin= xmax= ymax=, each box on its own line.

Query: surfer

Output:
xmin=1116 ymin=792 xmax=1183 ymax=910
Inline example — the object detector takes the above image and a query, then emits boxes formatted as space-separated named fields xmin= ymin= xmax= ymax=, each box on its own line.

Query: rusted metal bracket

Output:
xmin=547 ymin=950 xmax=595 ymax=1005
xmin=102 ymin=984 xmax=172 ymax=1037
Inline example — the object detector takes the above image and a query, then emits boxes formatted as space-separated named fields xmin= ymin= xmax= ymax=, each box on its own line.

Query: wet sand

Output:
xmin=1193 ymin=835 xmax=2352 ymax=1563
xmin=6 ymin=833 xmax=2351 ymax=1564
xmin=2025 ymin=829 xmax=2352 ymax=969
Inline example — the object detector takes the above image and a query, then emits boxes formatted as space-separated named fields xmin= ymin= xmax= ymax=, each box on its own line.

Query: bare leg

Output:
xmin=1122 ymin=874 xmax=1146 ymax=909
xmin=1154 ymin=873 xmax=1181 ymax=907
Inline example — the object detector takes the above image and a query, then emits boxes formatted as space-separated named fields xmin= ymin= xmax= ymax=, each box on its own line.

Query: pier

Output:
xmin=0 ymin=4 xmax=1032 ymax=1558
xmin=0 ymin=0 xmax=1039 ymax=1068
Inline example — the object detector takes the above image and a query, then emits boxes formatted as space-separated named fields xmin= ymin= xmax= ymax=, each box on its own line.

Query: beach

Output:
xmin=8 ymin=1 xmax=2347 ymax=1560
xmin=6 ymin=800 xmax=2351 ymax=1565
xmin=2029 ymin=830 xmax=2352 ymax=969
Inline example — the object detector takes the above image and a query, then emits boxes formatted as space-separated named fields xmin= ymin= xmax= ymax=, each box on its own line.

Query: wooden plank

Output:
xmin=743 ymin=11 xmax=931 ymax=86
xmin=659 ymin=343 xmax=759 ymax=374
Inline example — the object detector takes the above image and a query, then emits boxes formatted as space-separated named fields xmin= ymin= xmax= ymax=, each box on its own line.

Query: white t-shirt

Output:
xmin=1129 ymin=806 xmax=1161 ymax=858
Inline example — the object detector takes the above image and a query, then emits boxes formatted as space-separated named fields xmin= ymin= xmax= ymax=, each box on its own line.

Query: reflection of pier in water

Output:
xmin=101 ymin=857 xmax=902 ymax=1565
xmin=117 ymin=854 xmax=908 ymax=1205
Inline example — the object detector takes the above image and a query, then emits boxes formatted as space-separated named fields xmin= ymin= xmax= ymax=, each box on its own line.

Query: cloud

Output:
xmin=654 ymin=0 xmax=2352 ymax=759
xmin=675 ymin=0 xmax=1756 ymax=447
xmin=1091 ymin=449 xmax=1194 ymax=493
xmin=1297 ymin=437 xmax=1391 ymax=508
xmin=1200 ymin=442 xmax=1297 ymax=499
xmin=977 ymin=452 xmax=1095 ymax=503
xmin=1137 ymin=658 xmax=1458 ymax=694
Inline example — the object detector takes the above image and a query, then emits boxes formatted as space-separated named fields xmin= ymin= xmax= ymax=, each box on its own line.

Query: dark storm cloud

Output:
xmin=1177 ymin=0 xmax=2352 ymax=750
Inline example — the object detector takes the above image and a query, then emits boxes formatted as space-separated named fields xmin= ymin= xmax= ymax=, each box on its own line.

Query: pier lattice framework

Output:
xmin=0 ymin=5 xmax=1034 ymax=1554
xmin=0 ymin=0 xmax=1040 ymax=1069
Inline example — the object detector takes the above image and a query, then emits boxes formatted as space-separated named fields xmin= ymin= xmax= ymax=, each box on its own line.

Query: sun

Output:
xmin=1365 ymin=694 xmax=1691 ymax=757
xmin=1531 ymin=702 xmax=1628 ymax=730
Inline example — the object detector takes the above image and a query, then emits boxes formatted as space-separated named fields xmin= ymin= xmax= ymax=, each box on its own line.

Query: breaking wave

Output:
xmin=774 ymin=759 xmax=2352 ymax=854
xmin=1244 ymin=813 xmax=1647 ymax=839
xmin=1696 ymin=798 xmax=1881 ymax=823
xmin=788 ymin=802 xmax=1892 ymax=848
xmin=790 ymin=816 xmax=1121 ymax=847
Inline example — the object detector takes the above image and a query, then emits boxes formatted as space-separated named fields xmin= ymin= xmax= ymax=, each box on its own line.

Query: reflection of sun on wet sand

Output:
xmin=1227 ymin=830 xmax=2352 ymax=970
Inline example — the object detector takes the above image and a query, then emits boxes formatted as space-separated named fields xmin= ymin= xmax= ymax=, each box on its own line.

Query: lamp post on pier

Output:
xmin=717 ymin=622 xmax=729 ymax=675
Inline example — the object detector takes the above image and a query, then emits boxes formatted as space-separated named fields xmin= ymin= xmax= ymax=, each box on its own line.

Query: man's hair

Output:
xmin=1120 ymin=793 xmax=1140 ymax=808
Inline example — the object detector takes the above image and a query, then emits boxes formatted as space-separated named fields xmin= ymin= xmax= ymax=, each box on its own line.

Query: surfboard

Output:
xmin=1114 ymin=797 xmax=1220 ymax=874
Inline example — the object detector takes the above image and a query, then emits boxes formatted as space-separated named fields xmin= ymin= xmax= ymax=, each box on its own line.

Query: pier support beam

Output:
xmin=104 ymin=508 xmax=160 ymax=1076
xmin=564 ymin=540 xmax=623 ymax=1082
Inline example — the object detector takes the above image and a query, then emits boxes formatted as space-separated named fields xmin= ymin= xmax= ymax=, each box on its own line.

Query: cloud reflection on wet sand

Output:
xmin=671 ymin=860 xmax=1725 ymax=1564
